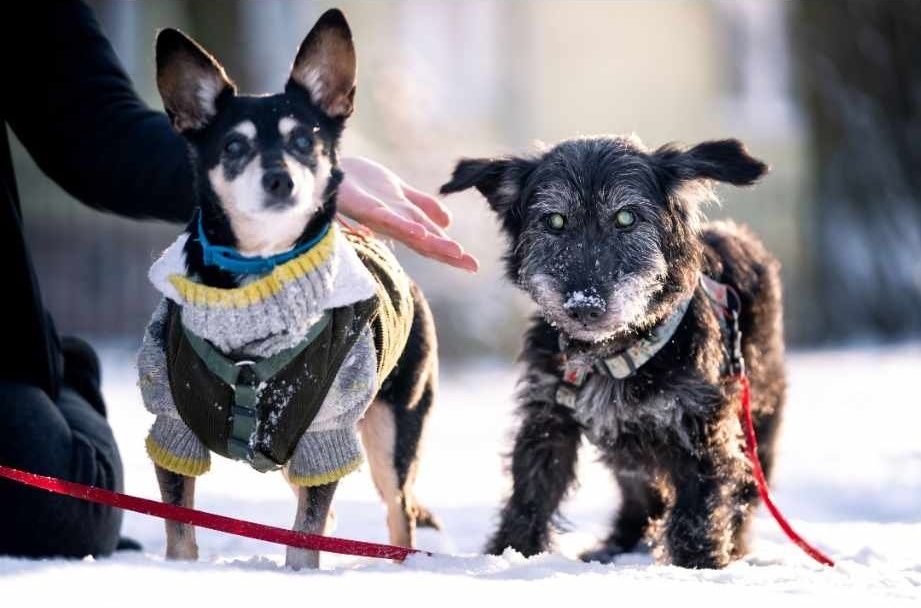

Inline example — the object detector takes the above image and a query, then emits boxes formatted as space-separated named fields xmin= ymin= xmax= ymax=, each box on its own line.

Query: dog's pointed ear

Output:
xmin=156 ymin=28 xmax=235 ymax=133
xmin=654 ymin=139 xmax=768 ymax=187
xmin=287 ymin=9 xmax=357 ymax=119
xmin=440 ymin=157 xmax=535 ymax=214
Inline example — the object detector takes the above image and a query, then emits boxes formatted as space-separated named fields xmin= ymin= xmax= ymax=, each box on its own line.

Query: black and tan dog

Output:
xmin=137 ymin=10 xmax=438 ymax=569
xmin=442 ymin=135 xmax=784 ymax=568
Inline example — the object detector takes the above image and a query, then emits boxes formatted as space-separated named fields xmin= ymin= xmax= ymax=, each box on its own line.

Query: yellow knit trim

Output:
xmin=287 ymin=457 xmax=363 ymax=487
xmin=344 ymin=233 xmax=414 ymax=382
xmin=145 ymin=435 xmax=211 ymax=477
xmin=167 ymin=226 xmax=337 ymax=309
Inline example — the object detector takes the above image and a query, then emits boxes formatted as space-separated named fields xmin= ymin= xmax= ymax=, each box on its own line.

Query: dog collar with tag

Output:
xmin=555 ymin=273 xmax=742 ymax=410
xmin=555 ymin=294 xmax=691 ymax=409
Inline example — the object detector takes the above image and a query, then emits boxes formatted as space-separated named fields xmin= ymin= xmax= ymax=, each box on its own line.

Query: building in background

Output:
xmin=8 ymin=1 xmax=858 ymax=360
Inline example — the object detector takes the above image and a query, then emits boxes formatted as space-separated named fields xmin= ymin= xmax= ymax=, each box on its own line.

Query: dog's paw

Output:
xmin=580 ymin=538 xmax=654 ymax=564
xmin=580 ymin=544 xmax=629 ymax=565
xmin=165 ymin=541 xmax=198 ymax=561
xmin=668 ymin=549 xmax=731 ymax=570
xmin=286 ymin=547 xmax=320 ymax=570
xmin=484 ymin=536 xmax=547 ymax=558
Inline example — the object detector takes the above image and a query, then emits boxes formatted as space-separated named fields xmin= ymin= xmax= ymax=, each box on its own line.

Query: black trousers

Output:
xmin=0 ymin=338 xmax=123 ymax=557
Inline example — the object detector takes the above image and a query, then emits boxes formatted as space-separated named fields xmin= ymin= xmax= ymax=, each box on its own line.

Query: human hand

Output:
xmin=338 ymin=156 xmax=479 ymax=272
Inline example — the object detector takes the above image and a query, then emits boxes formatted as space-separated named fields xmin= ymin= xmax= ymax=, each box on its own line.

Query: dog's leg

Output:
xmin=360 ymin=400 xmax=416 ymax=547
xmin=661 ymin=451 xmax=740 ymax=569
xmin=286 ymin=481 xmax=338 ymax=570
xmin=361 ymin=282 xmax=441 ymax=543
xmin=728 ymin=476 xmax=759 ymax=560
xmin=402 ymin=375 xmax=442 ymax=530
xmin=398 ymin=377 xmax=442 ymax=533
xmin=581 ymin=469 xmax=665 ymax=563
xmin=485 ymin=400 xmax=582 ymax=556
xmin=155 ymin=465 xmax=198 ymax=560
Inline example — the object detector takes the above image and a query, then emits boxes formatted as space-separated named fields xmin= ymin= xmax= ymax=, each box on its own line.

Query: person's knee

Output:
xmin=0 ymin=380 xmax=122 ymax=487
xmin=0 ymin=381 xmax=69 ymax=470
xmin=53 ymin=387 xmax=123 ymax=496
xmin=0 ymin=381 xmax=123 ymax=557
xmin=0 ymin=380 xmax=52 ymax=410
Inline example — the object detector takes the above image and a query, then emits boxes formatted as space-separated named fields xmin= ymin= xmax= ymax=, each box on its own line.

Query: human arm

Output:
xmin=3 ymin=2 xmax=478 ymax=270
xmin=2 ymin=1 xmax=194 ymax=223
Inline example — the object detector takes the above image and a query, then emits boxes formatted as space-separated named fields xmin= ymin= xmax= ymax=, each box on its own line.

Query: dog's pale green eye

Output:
xmin=546 ymin=213 xmax=566 ymax=231
xmin=614 ymin=209 xmax=636 ymax=228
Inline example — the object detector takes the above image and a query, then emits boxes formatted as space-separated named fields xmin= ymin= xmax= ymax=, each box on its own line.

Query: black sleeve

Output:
xmin=1 ymin=1 xmax=195 ymax=223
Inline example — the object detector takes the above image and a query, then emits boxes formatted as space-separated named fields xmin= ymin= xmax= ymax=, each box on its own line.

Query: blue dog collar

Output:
xmin=196 ymin=211 xmax=332 ymax=275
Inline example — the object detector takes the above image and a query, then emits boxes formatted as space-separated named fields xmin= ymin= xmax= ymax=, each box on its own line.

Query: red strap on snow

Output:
xmin=1 ymin=377 xmax=834 ymax=568
xmin=736 ymin=374 xmax=834 ymax=567
xmin=0 ymin=464 xmax=426 ymax=562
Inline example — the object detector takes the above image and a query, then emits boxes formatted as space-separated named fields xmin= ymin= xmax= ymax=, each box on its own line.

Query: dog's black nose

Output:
xmin=565 ymin=294 xmax=606 ymax=324
xmin=567 ymin=304 xmax=605 ymax=324
xmin=262 ymin=169 xmax=294 ymax=199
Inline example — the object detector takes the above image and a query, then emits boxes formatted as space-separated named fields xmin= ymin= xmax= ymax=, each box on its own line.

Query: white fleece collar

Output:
xmin=147 ymin=224 xmax=377 ymax=356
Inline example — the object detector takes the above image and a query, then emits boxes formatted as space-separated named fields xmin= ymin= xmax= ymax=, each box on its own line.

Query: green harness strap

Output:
xmin=182 ymin=311 xmax=332 ymax=471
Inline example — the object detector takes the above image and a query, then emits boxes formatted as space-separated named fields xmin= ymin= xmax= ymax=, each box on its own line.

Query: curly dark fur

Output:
xmin=442 ymin=135 xmax=784 ymax=568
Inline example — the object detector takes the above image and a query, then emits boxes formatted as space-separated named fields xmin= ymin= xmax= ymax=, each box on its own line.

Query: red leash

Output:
xmin=0 ymin=464 xmax=425 ymax=562
xmin=0 ymin=376 xmax=832 ymax=567
xmin=736 ymin=374 xmax=834 ymax=567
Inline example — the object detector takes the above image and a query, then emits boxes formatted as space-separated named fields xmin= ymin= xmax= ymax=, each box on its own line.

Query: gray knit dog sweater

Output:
xmin=137 ymin=225 xmax=382 ymax=486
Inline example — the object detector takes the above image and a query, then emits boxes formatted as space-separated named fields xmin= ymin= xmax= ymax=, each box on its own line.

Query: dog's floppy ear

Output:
xmin=441 ymin=157 xmax=537 ymax=237
xmin=156 ymin=28 xmax=235 ymax=133
xmin=440 ymin=159 xmax=507 ymax=205
xmin=287 ymin=9 xmax=357 ymax=119
xmin=654 ymin=139 xmax=768 ymax=187
xmin=440 ymin=157 xmax=535 ymax=213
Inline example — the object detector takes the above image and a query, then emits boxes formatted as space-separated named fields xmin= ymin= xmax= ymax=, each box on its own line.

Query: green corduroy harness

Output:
xmin=160 ymin=231 xmax=415 ymax=475
xmin=165 ymin=298 xmax=377 ymax=473
xmin=181 ymin=311 xmax=333 ymax=471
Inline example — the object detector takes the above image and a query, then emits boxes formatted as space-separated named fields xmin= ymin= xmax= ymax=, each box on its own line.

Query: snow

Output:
xmin=3 ymin=344 xmax=921 ymax=606
xmin=563 ymin=289 xmax=605 ymax=310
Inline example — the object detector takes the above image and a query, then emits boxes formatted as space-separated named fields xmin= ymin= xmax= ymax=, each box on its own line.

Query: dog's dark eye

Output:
xmin=545 ymin=213 xmax=567 ymax=231
xmin=614 ymin=209 xmax=636 ymax=229
xmin=291 ymin=132 xmax=312 ymax=154
xmin=223 ymin=137 xmax=248 ymax=157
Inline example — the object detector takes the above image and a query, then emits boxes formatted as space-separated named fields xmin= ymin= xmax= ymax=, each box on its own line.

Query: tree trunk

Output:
xmin=790 ymin=1 xmax=921 ymax=341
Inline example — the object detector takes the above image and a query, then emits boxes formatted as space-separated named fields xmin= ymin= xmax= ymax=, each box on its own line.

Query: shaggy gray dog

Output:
xmin=441 ymin=135 xmax=784 ymax=568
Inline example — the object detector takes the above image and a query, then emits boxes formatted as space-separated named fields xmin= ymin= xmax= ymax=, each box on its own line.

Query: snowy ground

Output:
xmin=2 ymin=344 xmax=921 ymax=606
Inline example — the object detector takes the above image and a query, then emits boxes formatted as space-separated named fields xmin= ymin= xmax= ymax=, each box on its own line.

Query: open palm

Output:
xmin=338 ymin=156 xmax=478 ymax=272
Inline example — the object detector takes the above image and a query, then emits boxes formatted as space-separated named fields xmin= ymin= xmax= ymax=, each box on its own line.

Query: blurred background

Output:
xmin=10 ymin=0 xmax=921 ymax=363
